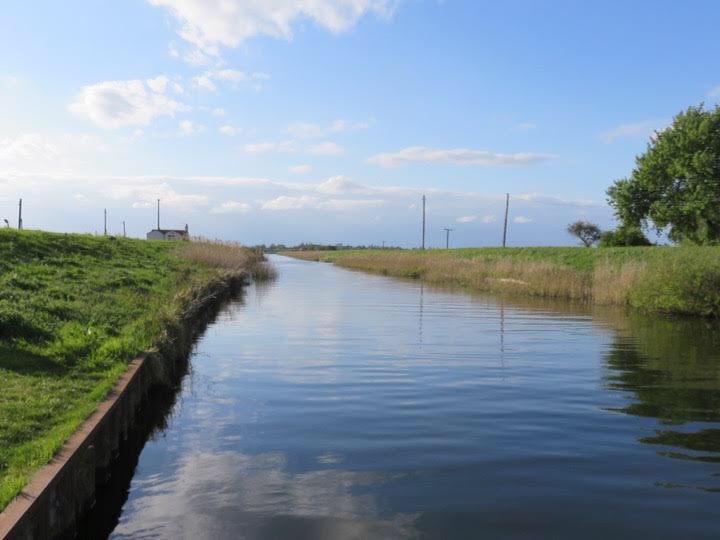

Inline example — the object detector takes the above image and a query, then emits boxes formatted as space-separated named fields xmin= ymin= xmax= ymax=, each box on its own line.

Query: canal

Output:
xmin=99 ymin=255 xmax=720 ymax=539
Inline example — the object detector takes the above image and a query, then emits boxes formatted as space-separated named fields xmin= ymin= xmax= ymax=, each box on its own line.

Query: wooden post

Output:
xmin=502 ymin=193 xmax=509 ymax=248
xmin=421 ymin=194 xmax=426 ymax=249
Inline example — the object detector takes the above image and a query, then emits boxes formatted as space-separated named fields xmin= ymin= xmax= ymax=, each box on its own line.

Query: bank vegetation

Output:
xmin=286 ymin=247 xmax=720 ymax=317
xmin=0 ymin=230 xmax=271 ymax=511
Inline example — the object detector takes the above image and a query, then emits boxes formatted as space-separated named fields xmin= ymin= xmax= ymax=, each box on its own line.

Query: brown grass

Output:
xmin=177 ymin=239 xmax=276 ymax=281
xmin=285 ymin=250 xmax=648 ymax=307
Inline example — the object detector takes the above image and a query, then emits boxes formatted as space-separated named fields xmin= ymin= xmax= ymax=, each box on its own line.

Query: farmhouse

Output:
xmin=147 ymin=224 xmax=189 ymax=240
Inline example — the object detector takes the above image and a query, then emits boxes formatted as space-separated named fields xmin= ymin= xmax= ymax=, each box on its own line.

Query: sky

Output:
xmin=1 ymin=1 xmax=719 ymax=247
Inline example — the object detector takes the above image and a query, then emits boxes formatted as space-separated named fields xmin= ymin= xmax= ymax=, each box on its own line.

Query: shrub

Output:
xmin=600 ymin=226 xmax=652 ymax=247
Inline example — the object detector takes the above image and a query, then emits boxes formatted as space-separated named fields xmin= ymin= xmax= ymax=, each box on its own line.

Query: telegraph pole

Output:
xmin=421 ymin=194 xmax=426 ymax=249
xmin=443 ymin=227 xmax=453 ymax=249
xmin=18 ymin=198 xmax=22 ymax=230
xmin=104 ymin=209 xmax=107 ymax=236
xmin=157 ymin=199 xmax=161 ymax=229
xmin=502 ymin=193 xmax=510 ymax=248
xmin=123 ymin=220 xmax=126 ymax=238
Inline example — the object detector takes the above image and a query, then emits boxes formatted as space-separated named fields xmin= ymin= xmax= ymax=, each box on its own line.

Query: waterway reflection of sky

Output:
xmin=109 ymin=256 xmax=720 ymax=539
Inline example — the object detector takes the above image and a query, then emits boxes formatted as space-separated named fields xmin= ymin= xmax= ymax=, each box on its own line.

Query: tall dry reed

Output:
xmin=290 ymin=250 xmax=649 ymax=306
xmin=177 ymin=239 xmax=276 ymax=280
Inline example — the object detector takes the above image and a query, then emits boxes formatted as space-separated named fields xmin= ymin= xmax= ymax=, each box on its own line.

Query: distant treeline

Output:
xmin=257 ymin=243 xmax=401 ymax=253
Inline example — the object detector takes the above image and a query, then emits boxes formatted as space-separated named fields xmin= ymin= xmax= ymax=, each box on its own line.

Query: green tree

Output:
xmin=567 ymin=220 xmax=601 ymax=246
xmin=607 ymin=104 xmax=720 ymax=244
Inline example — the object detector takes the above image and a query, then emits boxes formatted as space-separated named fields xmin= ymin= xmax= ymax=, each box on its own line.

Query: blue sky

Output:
xmin=1 ymin=1 xmax=719 ymax=247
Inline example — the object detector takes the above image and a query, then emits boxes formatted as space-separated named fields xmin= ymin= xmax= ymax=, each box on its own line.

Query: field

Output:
xmin=285 ymin=247 xmax=720 ymax=316
xmin=0 ymin=230 xmax=268 ymax=510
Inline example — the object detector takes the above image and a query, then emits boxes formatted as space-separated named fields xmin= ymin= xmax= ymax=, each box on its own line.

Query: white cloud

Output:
xmin=286 ymin=122 xmax=325 ymax=139
xmin=148 ymin=0 xmax=396 ymax=54
xmin=0 ymin=134 xmax=62 ymax=162
xmin=242 ymin=139 xmax=342 ymax=156
xmin=146 ymin=75 xmax=170 ymax=93
xmin=599 ymin=120 xmax=668 ymax=144
xmin=367 ymin=146 xmax=555 ymax=167
xmin=289 ymin=164 xmax=312 ymax=174
xmin=286 ymin=119 xmax=370 ymax=139
xmin=211 ymin=107 xmax=226 ymax=117
xmin=315 ymin=175 xmax=368 ymax=194
xmin=330 ymin=118 xmax=371 ymax=132
xmin=0 ymin=75 xmax=20 ymax=89
xmin=179 ymin=120 xmax=201 ymax=135
xmin=219 ymin=125 xmax=241 ymax=136
xmin=192 ymin=74 xmax=216 ymax=91
xmin=210 ymin=201 xmax=252 ymax=214
xmin=262 ymin=195 xmax=318 ymax=210
xmin=456 ymin=215 xmax=477 ymax=223
xmin=513 ymin=216 xmax=532 ymax=224
xmin=242 ymin=140 xmax=297 ymax=155
xmin=0 ymin=133 xmax=108 ymax=172
xmin=307 ymin=141 xmax=344 ymax=155
xmin=183 ymin=48 xmax=213 ymax=66
xmin=106 ymin=182 xmax=208 ymax=211
xmin=707 ymin=86 xmax=720 ymax=98
xmin=209 ymin=68 xmax=246 ymax=82
xmin=317 ymin=198 xmax=385 ymax=210
xmin=514 ymin=122 xmax=536 ymax=132
xmin=69 ymin=79 xmax=188 ymax=129
xmin=193 ymin=69 xmax=268 ymax=91
xmin=482 ymin=214 xmax=496 ymax=223
xmin=515 ymin=193 xmax=597 ymax=208
xmin=261 ymin=194 xmax=384 ymax=211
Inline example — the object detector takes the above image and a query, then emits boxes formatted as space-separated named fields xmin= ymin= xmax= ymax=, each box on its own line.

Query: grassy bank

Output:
xmin=0 ymin=230 xmax=270 ymax=510
xmin=285 ymin=247 xmax=720 ymax=316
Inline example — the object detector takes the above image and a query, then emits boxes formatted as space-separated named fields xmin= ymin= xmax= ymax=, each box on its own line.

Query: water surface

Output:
xmin=106 ymin=255 xmax=720 ymax=539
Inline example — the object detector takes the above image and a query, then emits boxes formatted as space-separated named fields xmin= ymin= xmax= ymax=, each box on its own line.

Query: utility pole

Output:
xmin=502 ymin=193 xmax=510 ymax=248
xmin=18 ymin=198 xmax=22 ymax=230
xmin=382 ymin=241 xmax=386 ymax=249
xmin=104 ymin=209 xmax=107 ymax=236
xmin=122 ymin=221 xmax=126 ymax=238
xmin=443 ymin=227 xmax=453 ymax=249
xmin=157 ymin=199 xmax=161 ymax=230
xmin=421 ymin=194 xmax=426 ymax=249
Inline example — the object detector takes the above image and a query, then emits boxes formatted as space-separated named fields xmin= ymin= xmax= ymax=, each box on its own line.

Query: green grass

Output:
xmin=286 ymin=246 xmax=720 ymax=316
xmin=0 ymin=229 xmax=261 ymax=510
xmin=295 ymin=246 xmax=674 ymax=271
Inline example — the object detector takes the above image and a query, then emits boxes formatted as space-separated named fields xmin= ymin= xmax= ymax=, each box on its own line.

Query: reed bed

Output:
xmin=177 ymin=239 xmax=277 ymax=281
xmin=285 ymin=247 xmax=720 ymax=316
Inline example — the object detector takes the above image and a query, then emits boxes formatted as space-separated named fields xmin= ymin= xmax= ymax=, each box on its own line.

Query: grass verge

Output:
xmin=0 ymin=230 xmax=269 ymax=510
xmin=285 ymin=247 xmax=720 ymax=316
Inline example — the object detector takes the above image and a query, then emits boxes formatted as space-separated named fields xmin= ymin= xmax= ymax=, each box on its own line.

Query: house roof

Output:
xmin=148 ymin=229 xmax=188 ymax=234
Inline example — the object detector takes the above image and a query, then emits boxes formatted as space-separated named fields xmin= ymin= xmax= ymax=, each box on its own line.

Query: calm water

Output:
xmin=105 ymin=255 xmax=720 ymax=539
